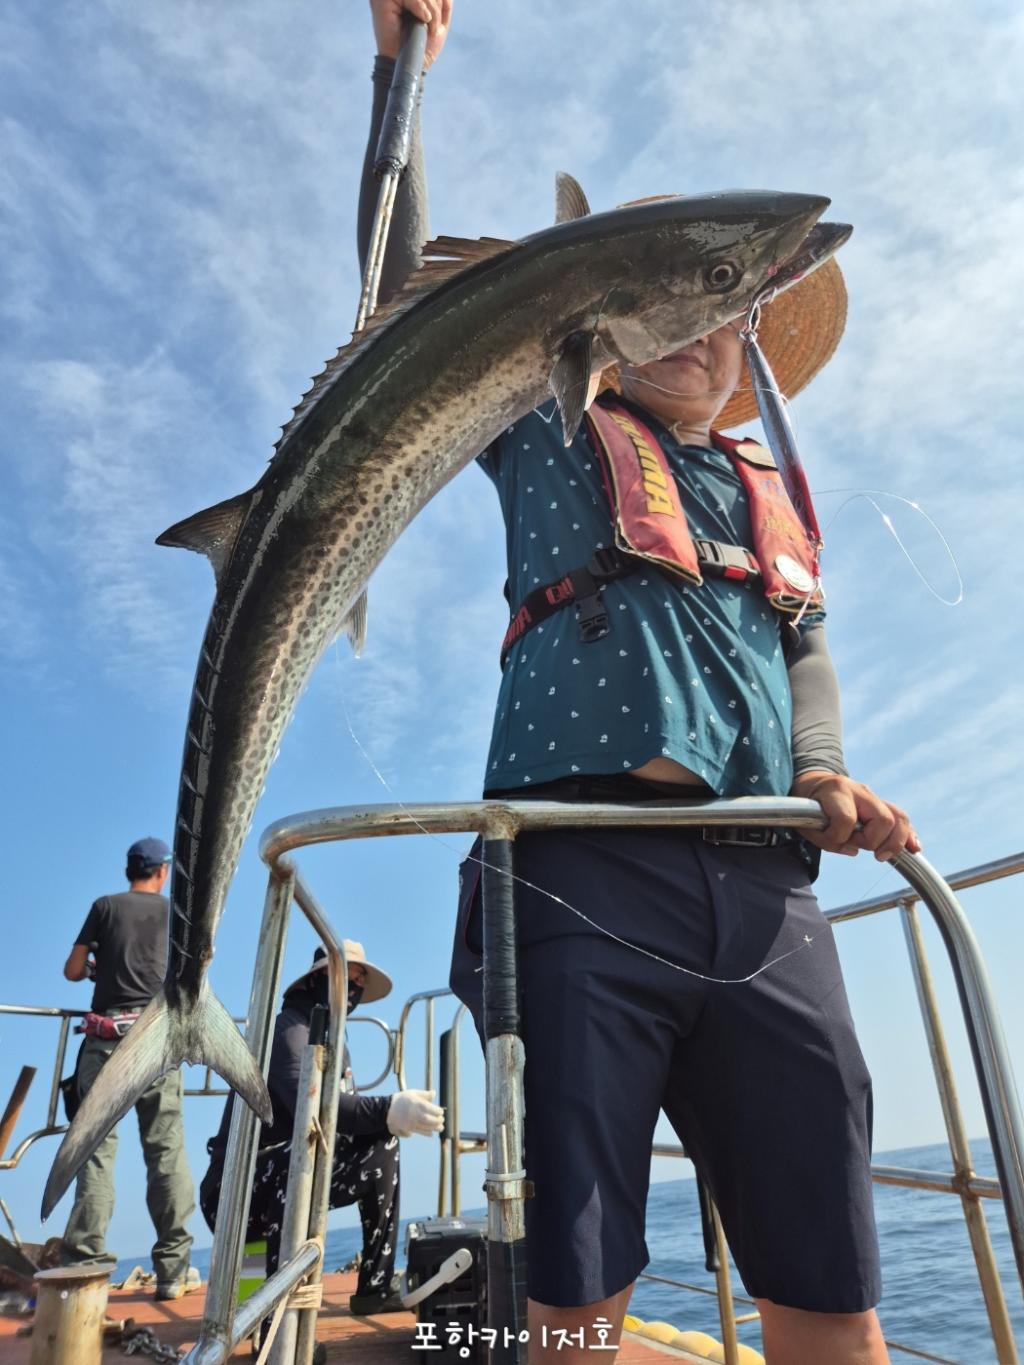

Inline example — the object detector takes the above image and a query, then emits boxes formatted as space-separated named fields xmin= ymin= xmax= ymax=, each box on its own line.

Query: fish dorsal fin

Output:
xmin=156 ymin=491 xmax=252 ymax=588
xmin=275 ymin=234 xmax=516 ymax=453
xmin=555 ymin=172 xmax=591 ymax=222
xmin=422 ymin=234 xmax=515 ymax=262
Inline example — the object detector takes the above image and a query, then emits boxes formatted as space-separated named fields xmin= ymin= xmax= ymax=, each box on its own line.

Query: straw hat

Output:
xmin=284 ymin=940 xmax=392 ymax=1004
xmin=715 ymin=257 xmax=847 ymax=429
xmin=601 ymin=197 xmax=847 ymax=430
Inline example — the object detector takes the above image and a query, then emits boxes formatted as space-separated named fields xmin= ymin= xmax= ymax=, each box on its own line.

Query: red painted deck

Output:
xmin=0 ymin=1271 xmax=717 ymax=1363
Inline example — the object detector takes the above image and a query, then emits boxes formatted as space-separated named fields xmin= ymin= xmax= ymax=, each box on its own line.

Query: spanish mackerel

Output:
xmin=43 ymin=176 xmax=844 ymax=1217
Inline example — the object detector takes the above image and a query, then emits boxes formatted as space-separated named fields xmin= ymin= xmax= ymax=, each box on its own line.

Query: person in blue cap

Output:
xmin=59 ymin=836 xmax=197 ymax=1300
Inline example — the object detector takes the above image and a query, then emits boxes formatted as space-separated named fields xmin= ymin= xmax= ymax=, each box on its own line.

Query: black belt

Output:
xmin=700 ymin=825 xmax=787 ymax=848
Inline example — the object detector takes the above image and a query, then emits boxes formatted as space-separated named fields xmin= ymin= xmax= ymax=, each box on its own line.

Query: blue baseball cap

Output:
xmin=126 ymin=837 xmax=172 ymax=867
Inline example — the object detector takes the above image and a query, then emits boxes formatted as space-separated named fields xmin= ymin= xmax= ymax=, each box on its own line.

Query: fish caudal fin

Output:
xmin=41 ymin=987 xmax=272 ymax=1220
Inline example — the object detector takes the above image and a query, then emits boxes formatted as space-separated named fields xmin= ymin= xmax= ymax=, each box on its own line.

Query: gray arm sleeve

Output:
xmin=357 ymin=56 xmax=430 ymax=306
xmin=786 ymin=622 xmax=848 ymax=778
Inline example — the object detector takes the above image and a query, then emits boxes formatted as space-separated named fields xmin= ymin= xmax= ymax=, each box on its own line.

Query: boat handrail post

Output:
xmin=287 ymin=876 xmax=348 ymax=1365
xmin=268 ymin=984 xmax=330 ymax=1363
xmin=710 ymin=1203 xmax=741 ymax=1365
xmin=47 ymin=1015 xmax=72 ymax=1130
xmin=186 ymin=863 xmax=294 ymax=1363
xmin=480 ymin=825 xmax=529 ymax=1364
xmin=450 ymin=1010 xmax=464 ymax=1219
xmin=891 ymin=850 xmax=1024 ymax=1299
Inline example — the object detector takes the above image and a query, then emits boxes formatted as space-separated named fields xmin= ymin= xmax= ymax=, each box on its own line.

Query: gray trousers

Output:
xmin=61 ymin=1036 xmax=195 ymax=1286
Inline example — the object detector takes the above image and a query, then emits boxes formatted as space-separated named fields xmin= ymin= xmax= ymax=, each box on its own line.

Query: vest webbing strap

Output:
xmin=499 ymin=539 xmax=760 ymax=668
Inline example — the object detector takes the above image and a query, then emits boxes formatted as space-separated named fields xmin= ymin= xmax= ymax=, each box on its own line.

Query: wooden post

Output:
xmin=0 ymin=1066 xmax=36 ymax=1159
xmin=30 ymin=1265 xmax=110 ymax=1365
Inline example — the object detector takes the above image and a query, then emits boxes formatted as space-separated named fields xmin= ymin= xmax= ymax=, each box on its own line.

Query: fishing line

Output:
xmin=539 ymin=378 xmax=960 ymax=607
xmin=814 ymin=489 xmax=964 ymax=607
xmin=611 ymin=374 xmax=793 ymax=403
xmin=333 ymin=668 xmax=826 ymax=987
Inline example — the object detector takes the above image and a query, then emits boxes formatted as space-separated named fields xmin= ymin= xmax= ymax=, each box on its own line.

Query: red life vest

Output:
xmin=584 ymin=400 xmax=823 ymax=613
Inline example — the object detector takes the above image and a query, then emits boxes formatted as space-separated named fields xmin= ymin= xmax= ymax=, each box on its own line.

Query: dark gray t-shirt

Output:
xmin=75 ymin=891 xmax=167 ymax=1014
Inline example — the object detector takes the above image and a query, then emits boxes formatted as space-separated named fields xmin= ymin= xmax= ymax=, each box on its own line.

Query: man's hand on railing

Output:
xmin=387 ymin=1089 xmax=445 ymax=1137
xmin=791 ymin=771 xmax=920 ymax=860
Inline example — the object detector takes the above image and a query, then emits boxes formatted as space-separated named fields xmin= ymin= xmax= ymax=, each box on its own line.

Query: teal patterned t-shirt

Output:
xmin=480 ymin=397 xmax=821 ymax=798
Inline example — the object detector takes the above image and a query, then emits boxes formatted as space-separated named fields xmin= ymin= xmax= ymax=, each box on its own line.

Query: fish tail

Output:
xmin=41 ymin=986 xmax=271 ymax=1220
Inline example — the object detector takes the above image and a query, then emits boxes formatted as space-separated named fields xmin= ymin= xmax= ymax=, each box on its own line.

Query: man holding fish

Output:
xmin=370 ymin=3 xmax=918 ymax=1363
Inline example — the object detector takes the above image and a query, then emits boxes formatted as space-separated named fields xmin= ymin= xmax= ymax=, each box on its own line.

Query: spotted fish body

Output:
xmin=43 ymin=184 xmax=838 ymax=1218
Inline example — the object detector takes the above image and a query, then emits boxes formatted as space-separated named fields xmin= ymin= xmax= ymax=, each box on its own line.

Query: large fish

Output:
xmin=43 ymin=177 xmax=845 ymax=1218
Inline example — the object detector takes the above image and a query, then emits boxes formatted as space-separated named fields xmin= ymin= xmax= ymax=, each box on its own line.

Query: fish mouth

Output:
xmin=771 ymin=220 xmax=853 ymax=292
xmin=763 ymin=193 xmax=833 ymax=275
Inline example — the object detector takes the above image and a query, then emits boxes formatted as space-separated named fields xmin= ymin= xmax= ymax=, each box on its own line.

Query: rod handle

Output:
xmin=373 ymin=17 xmax=428 ymax=178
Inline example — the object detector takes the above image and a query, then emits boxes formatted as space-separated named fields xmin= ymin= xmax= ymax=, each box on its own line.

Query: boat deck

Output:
xmin=0 ymin=1271 xmax=717 ymax=1363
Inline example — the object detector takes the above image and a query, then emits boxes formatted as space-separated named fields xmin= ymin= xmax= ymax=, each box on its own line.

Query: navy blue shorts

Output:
xmin=449 ymin=826 xmax=881 ymax=1312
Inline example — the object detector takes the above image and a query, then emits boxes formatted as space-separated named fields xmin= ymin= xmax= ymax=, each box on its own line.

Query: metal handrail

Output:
xmin=344 ymin=1016 xmax=397 ymax=1092
xmin=185 ymin=866 xmax=348 ymax=1365
xmin=108 ymin=797 xmax=1019 ymax=1365
xmin=0 ymin=1006 xmax=249 ymax=1166
xmin=383 ymin=812 xmax=1024 ymax=1365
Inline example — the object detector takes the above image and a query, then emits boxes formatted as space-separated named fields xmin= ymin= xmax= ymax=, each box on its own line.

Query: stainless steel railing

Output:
xmin=397 ymin=838 xmax=1024 ymax=1365
xmin=200 ymin=796 xmax=1021 ymax=1365
xmin=6 ymin=799 xmax=1016 ymax=1365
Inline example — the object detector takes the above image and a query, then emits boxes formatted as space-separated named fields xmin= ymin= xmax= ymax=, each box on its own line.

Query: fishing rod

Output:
xmin=355 ymin=14 xmax=428 ymax=332
xmin=354 ymin=17 xmax=532 ymax=1354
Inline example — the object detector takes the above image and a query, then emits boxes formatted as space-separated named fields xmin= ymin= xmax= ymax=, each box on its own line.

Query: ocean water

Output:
xmin=121 ymin=1138 xmax=1021 ymax=1363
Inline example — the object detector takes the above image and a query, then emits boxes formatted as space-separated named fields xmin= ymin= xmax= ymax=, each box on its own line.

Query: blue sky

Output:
xmin=1 ymin=0 xmax=1022 ymax=1282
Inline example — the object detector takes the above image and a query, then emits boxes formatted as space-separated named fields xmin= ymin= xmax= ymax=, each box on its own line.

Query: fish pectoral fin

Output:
xmin=549 ymin=331 xmax=595 ymax=447
xmin=156 ymin=492 xmax=251 ymax=588
xmin=40 ymin=987 xmax=272 ymax=1221
xmin=555 ymin=172 xmax=591 ymax=222
xmin=341 ymin=590 xmax=369 ymax=658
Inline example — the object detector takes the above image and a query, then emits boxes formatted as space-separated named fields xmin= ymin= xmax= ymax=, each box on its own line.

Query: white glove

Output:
xmin=387 ymin=1089 xmax=445 ymax=1138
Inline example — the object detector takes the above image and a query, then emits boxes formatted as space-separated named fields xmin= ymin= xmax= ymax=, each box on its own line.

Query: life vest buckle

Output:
xmin=694 ymin=538 xmax=760 ymax=582
xmin=576 ymin=591 xmax=610 ymax=644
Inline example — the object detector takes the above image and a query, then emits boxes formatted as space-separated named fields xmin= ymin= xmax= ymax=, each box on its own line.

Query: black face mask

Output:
xmin=347 ymin=982 xmax=365 ymax=1014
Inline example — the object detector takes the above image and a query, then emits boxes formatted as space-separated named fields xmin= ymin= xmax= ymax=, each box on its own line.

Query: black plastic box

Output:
xmin=405 ymin=1217 xmax=488 ymax=1361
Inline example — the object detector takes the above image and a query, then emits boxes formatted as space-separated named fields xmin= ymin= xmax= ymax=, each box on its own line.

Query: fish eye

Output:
xmin=703 ymin=260 xmax=742 ymax=293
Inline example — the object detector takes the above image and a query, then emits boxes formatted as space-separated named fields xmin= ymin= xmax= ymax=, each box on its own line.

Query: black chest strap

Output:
xmin=499 ymin=539 xmax=760 ymax=668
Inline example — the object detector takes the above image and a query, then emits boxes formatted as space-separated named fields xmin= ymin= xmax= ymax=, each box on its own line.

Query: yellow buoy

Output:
xmin=673 ymin=1330 xmax=720 ymax=1352
xmin=623 ymin=1315 xmax=644 ymax=1333
xmin=637 ymin=1320 xmax=682 ymax=1344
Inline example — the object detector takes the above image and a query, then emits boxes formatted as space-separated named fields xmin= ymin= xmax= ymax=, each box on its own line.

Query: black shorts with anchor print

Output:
xmin=200 ymin=1128 xmax=399 ymax=1293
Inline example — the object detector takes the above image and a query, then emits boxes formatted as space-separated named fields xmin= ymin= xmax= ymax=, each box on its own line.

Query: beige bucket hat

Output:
xmin=284 ymin=939 xmax=393 ymax=1004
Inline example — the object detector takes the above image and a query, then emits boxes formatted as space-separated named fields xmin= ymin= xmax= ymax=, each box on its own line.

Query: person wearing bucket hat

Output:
xmin=58 ymin=836 xmax=197 ymax=1301
xmin=200 ymin=938 xmax=444 ymax=1319
xmin=356 ymin=7 xmax=919 ymax=1361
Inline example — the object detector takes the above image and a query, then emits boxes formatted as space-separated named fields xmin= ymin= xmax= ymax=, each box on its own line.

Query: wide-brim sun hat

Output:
xmin=599 ymin=194 xmax=847 ymax=431
xmin=715 ymin=257 xmax=847 ymax=430
xmin=284 ymin=939 xmax=392 ymax=1004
